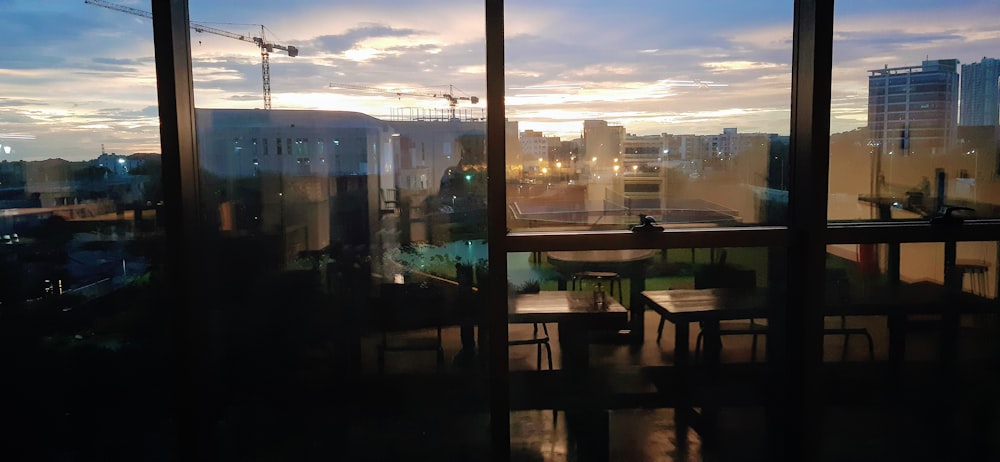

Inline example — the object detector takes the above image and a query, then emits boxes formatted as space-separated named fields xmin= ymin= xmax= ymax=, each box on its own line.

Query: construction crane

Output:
xmin=328 ymin=82 xmax=479 ymax=120
xmin=85 ymin=0 xmax=298 ymax=110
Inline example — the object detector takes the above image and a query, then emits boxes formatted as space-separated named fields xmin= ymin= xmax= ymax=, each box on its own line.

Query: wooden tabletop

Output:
xmin=829 ymin=280 xmax=997 ymax=315
xmin=510 ymin=291 xmax=628 ymax=325
xmin=644 ymin=282 xmax=998 ymax=320
xmin=641 ymin=288 xmax=772 ymax=322
xmin=546 ymin=249 xmax=657 ymax=264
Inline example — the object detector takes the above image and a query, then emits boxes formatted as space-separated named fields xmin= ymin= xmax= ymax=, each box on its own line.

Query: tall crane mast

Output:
xmin=328 ymin=83 xmax=479 ymax=120
xmin=85 ymin=0 xmax=298 ymax=110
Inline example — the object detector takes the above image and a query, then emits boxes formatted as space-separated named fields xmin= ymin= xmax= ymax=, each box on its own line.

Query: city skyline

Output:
xmin=960 ymin=57 xmax=1000 ymax=126
xmin=1 ymin=0 xmax=998 ymax=161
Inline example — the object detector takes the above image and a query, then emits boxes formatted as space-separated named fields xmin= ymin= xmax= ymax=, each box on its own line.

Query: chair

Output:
xmin=688 ymin=267 xmax=876 ymax=362
xmin=375 ymin=282 xmax=445 ymax=373
xmin=570 ymin=271 xmax=623 ymax=297
xmin=824 ymin=314 xmax=875 ymax=361
xmin=824 ymin=269 xmax=875 ymax=361
xmin=653 ymin=257 xmax=761 ymax=349
xmin=955 ymin=259 xmax=990 ymax=297
xmin=508 ymin=322 xmax=553 ymax=370
xmin=690 ymin=265 xmax=763 ymax=362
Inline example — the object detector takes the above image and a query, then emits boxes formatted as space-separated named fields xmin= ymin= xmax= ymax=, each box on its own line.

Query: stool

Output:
xmin=570 ymin=271 xmax=622 ymax=296
xmin=955 ymin=259 xmax=989 ymax=296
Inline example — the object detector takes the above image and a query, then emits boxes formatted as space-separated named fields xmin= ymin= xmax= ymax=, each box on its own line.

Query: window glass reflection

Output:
xmin=1 ymin=2 xmax=168 ymax=459
xmin=830 ymin=2 xmax=1000 ymax=221
xmin=190 ymin=0 xmax=489 ymax=458
xmin=508 ymin=247 xmax=778 ymax=459
xmin=506 ymin=0 xmax=793 ymax=232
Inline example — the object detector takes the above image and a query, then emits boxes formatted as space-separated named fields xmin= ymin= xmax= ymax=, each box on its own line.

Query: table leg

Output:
xmin=888 ymin=313 xmax=905 ymax=366
xmin=566 ymin=409 xmax=609 ymax=461
xmin=941 ymin=312 xmax=959 ymax=369
xmin=558 ymin=322 xmax=589 ymax=375
xmin=674 ymin=322 xmax=690 ymax=367
xmin=941 ymin=240 xmax=960 ymax=370
xmin=697 ymin=321 xmax=723 ymax=445
xmin=559 ymin=320 xmax=608 ymax=461
xmin=702 ymin=320 xmax=722 ymax=366
xmin=629 ymin=272 xmax=646 ymax=342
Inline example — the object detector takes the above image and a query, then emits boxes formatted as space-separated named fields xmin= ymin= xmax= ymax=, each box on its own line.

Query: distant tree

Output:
xmin=457 ymin=132 xmax=486 ymax=166
xmin=73 ymin=165 xmax=110 ymax=182
xmin=767 ymin=139 xmax=790 ymax=190
xmin=129 ymin=160 xmax=163 ymax=203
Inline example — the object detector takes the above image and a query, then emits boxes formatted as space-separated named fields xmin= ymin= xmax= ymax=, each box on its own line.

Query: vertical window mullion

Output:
xmin=151 ymin=0 xmax=204 ymax=459
xmin=783 ymin=0 xmax=835 ymax=460
xmin=485 ymin=0 xmax=510 ymax=460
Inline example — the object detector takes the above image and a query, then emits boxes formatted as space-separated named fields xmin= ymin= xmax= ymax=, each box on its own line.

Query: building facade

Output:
xmin=868 ymin=59 xmax=960 ymax=157
xmin=519 ymin=130 xmax=548 ymax=176
xmin=582 ymin=120 xmax=624 ymax=177
xmin=960 ymin=57 xmax=1000 ymax=127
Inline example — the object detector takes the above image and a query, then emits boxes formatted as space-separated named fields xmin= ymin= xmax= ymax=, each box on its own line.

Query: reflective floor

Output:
xmin=359 ymin=310 xmax=1000 ymax=461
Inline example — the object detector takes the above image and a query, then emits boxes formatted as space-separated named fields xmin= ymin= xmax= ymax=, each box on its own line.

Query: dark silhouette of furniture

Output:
xmin=508 ymin=322 xmax=553 ymax=370
xmin=509 ymin=291 xmax=628 ymax=373
xmin=690 ymin=266 xmax=762 ymax=362
xmin=375 ymin=282 xmax=445 ymax=373
xmin=824 ymin=269 xmax=875 ymax=361
xmin=955 ymin=259 xmax=990 ymax=297
xmin=570 ymin=271 xmax=623 ymax=297
xmin=685 ymin=266 xmax=876 ymax=362
xmin=644 ymin=287 xmax=768 ymax=368
xmin=547 ymin=250 xmax=656 ymax=341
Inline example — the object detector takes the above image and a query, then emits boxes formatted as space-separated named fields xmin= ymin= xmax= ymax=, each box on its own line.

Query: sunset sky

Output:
xmin=1 ymin=0 xmax=998 ymax=161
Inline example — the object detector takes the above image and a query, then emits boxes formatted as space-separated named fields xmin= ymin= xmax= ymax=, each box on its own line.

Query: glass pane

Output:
xmin=830 ymin=2 xmax=1000 ymax=221
xmin=189 ymin=0 xmax=489 ymax=458
xmin=505 ymin=0 xmax=793 ymax=232
xmin=508 ymin=247 xmax=783 ymax=460
xmin=823 ymin=240 xmax=999 ymax=459
xmin=1 ymin=2 xmax=170 ymax=459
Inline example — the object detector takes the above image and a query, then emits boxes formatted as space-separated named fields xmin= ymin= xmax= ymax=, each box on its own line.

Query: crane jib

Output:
xmin=85 ymin=0 xmax=299 ymax=110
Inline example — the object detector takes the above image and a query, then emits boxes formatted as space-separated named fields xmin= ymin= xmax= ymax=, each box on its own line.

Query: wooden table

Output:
xmin=640 ymin=287 xmax=771 ymax=445
xmin=645 ymin=282 xmax=998 ymax=367
xmin=510 ymin=291 xmax=628 ymax=461
xmin=828 ymin=280 xmax=997 ymax=366
xmin=546 ymin=249 xmax=656 ymax=342
xmin=510 ymin=291 xmax=628 ymax=373
xmin=642 ymin=288 xmax=772 ymax=367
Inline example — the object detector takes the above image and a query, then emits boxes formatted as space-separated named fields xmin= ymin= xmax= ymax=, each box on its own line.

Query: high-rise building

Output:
xmin=582 ymin=119 xmax=624 ymax=171
xmin=519 ymin=130 xmax=548 ymax=175
xmin=960 ymin=57 xmax=1000 ymax=127
xmin=867 ymin=59 xmax=959 ymax=156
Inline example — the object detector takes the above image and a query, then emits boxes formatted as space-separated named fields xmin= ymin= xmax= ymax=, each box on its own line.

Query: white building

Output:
xmin=520 ymin=130 xmax=548 ymax=176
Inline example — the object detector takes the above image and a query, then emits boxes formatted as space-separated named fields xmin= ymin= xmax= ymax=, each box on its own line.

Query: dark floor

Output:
xmin=356 ymin=311 xmax=1000 ymax=461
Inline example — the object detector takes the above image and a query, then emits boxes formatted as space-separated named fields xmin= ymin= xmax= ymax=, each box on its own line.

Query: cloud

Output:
xmin=95 ymin=106 xmax=159 ymax=119
xmin=702 ymin=61 xmax=785 ymax=72
xmin=0 ymin=109 xmax=39 ymax=124
xmin=3 ymin=0 xmax=999 ymax=160
xmin=0 ymin=97 xmax=48 ymax=108
xmin=226 ymin=94 xmax=262 ymax=102
xmin=313 ymin=24 xmax=423 ymax=54
xmin=833 ymin=30 xmax=967 ymax=65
